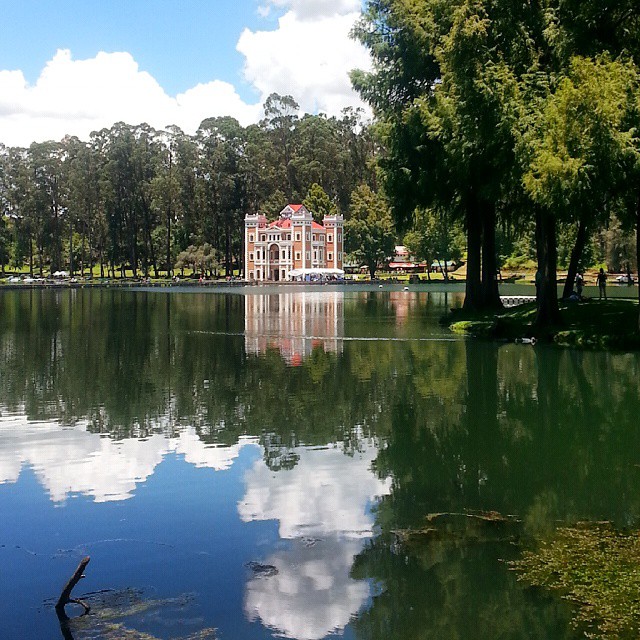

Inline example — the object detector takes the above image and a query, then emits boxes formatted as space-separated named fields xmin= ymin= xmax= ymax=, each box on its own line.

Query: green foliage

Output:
xmin=344 ymin=185 xmax=396 ymax=278
xmin=303 ymin=183 xmax=337 ymax=221
xmin=520 ymin=55 xmax=640 ymax=221
xmin=403 ymin=208 xmax=465 ymax=270
xmin=512 ymin=523 xmax=640 ymax=639
xmin=174 ymin=244 xmax=220 ymax=276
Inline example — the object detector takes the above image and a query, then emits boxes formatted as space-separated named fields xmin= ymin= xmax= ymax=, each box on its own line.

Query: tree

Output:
xmin=352 ymin=0 xmax=544 ymax=311
xmin=517 ymin=55 xmax=640 ymax=318
xmin=303 ymin=183 xmax=337 ymax=221
xmin=261 ymin=93 xmax=301 ymax=200
xmin=174 ymin=243 xmax=221 ymax=277
xmin=345 ymin=185 xmax=395 ymax=278
xmin=403 ymin=208 xmax=465 ymax=281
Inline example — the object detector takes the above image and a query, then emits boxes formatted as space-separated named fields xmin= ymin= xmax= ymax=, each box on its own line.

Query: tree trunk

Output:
xmin=225 ymin=224 xmax=232 ymax=277
xmin=637 ymin=191 xmax=640 ymax=331
xmin=167 ymin=152 xmax=173 ymax=278
xmin=69 ymin=217 xmax=74 ymax=276
xmin=562 ymin=216 xmax=588 ymax=300
xmin=464 ymin=195 xmax=482 ymax=311
xmin=480 ymin=203 xmax=502 ymax=310
xmin=534 ymin=208 xmax=561 ymax=329
xmin=81 ymin=229 xmax=86 ymax=277
xmin=38 ymin=240 xmax=43 ymax=276
xmin=438 ymin=259 xmax=448 ymax=282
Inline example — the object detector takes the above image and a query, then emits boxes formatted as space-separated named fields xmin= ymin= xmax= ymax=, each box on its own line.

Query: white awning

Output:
xmin=287 ymin=268 xmax=345 ymax=279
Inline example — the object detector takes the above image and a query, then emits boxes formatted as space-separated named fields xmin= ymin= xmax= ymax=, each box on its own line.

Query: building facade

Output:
xmin=244 ymin=204 xmax=344 ymax=281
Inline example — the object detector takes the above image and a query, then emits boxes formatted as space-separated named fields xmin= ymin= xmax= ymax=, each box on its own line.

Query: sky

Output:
xmin=0 ymin=0 xmax=372 ymax=147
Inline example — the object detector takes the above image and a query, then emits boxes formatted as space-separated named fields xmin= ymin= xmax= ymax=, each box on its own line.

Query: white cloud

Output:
xmin=0 ymin=50 xmax=261 ymax=147
xmin=238 ymin=441 xmax=390 ymax=539
xmin=259 ymin=0 xmax=362 ymax=20
xmin=240 ymin=439 xmax=389 ymax=639
xmin=238 ymin=9 xmax=371 ymax=118
xmin=0 ymin=4 xmax=371 ymax=147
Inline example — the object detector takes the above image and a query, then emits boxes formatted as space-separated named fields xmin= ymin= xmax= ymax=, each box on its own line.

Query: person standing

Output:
xmin=575 ymin=272 xmax=584 ymax=299
xmin=597 ymin=268 xmax=607 ymax=300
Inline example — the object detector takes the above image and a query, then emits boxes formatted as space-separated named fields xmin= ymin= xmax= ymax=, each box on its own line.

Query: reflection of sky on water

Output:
xmin=246 ymin=537 xmax=370 ymax=640
xmin=0 ymin=416 xmax=259 ymax=502
xmin=0 ymin=416 xmax=389 ymax=639
xmin=239 ymin=443 xmax=390 ymax=539
xmin=240 ymin=443 xmax=391 ymax=639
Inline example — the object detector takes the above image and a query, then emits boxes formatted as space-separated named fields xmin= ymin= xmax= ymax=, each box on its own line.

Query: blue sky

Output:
xmin=0 ymin=0 xmax=370 ymax=146
xmin=1 ymin=0 xmax=270 ymax=99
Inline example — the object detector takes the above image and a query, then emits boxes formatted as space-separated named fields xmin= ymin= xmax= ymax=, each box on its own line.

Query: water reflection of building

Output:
xmin=245 ymin=292 xmax=344 ymax=365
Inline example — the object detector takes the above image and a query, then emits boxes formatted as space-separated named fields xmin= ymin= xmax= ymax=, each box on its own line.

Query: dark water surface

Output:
xmin=1 ymin=287 xmax=639 ymax=639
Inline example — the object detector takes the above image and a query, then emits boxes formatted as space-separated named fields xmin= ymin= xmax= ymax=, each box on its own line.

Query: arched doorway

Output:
xmin=269 ymin=244 xmax=280 ymax=281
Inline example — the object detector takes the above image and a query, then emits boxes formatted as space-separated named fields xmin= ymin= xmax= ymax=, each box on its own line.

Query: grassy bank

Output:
xmin=447 ymin=299 xmax=640 ymax=350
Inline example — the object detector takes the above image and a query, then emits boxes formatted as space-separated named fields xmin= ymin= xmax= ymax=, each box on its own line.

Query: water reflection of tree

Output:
xmin=3 ymin=290 xmax=640 ymax=636
xmin=351 ymin=536 xmax=574 ymax=640
xmin=0 ymin=289 xmax=401 ymax=457
xmin=354 ymin=336 xmax=640 ymax=638
xmin=1 ymin=290 xmax=639 ymax=508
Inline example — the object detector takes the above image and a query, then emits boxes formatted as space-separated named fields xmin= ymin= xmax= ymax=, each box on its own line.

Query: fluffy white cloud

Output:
xmin=240 ymin=440 xmax=389 ymax=639
xmin=238 ymin=8 xmax=371 ymax=118
xmin=0 ymin=49 xmax=261 ymax=147
xmin=238 ymin=440 xmax=391 ymax=539
xmin=0 ymin=4 xmax=371 ymax=147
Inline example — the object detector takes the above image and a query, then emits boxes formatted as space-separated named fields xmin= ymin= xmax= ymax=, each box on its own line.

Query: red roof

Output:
xmin=268 ymin=218 xmax=291 ymax=229
xmin=289 ymin=204 xmax=303 ymax=212
xmin=312 ymin=221 xmax=325 ymax=230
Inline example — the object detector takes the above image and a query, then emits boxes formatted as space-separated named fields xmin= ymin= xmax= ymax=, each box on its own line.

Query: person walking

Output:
xmin=597 ymin=268 xmax=607 ymax=300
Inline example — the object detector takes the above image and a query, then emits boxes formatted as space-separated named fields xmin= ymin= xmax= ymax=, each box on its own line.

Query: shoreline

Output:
xmin=446 ymin=298 xmax=640 ymax=351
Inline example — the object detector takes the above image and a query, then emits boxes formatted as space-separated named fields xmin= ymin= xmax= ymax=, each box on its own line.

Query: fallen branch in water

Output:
xmin=55 ymin=556 xmax=91 ymax=621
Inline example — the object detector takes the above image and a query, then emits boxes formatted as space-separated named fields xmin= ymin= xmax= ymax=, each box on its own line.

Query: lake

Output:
xmin=1 ymin=286 xmax=639 ymax=639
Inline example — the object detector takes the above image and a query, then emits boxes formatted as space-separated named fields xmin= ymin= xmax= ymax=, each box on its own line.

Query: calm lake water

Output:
xmin=1 ymin=286 xmax=639 ymax=639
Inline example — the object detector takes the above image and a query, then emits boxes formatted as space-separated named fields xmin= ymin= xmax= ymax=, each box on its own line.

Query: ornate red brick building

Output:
xmin=244 ymin=204 xmax=344 ymax=281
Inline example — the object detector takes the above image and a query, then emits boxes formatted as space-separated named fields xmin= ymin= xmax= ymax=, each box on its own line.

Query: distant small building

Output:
xmin=388 ymin=246 xmax=427 ymax=272
xmin=244 ymin=204 xmax=344 ymax=281
xmin=430 ymin=260 xmax=457 ymax=272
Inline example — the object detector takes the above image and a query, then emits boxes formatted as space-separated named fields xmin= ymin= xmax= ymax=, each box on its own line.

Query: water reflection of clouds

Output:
xmin=245 ymin=537 xmax=370 ymax=640
xmin=0 ymin=417 xmax=391 ymax=640
xmin=239 ymin=444 xmax=390 ymax=539
xmin=240 ymin=442 xmax=391 ymax=639
xmin=0 ymin=417 xmax=258 ymax=502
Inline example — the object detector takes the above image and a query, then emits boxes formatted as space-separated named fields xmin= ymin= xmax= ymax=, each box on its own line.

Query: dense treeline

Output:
xmin=352 ymin=0 xmax=640 ymax=326
xmin=0 ymin=93 xmax=376 ymax=278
